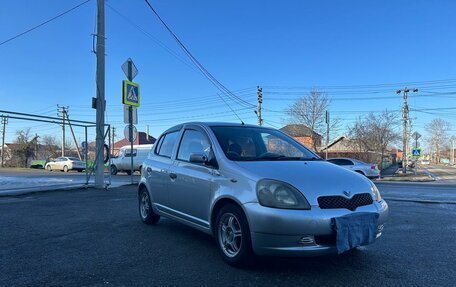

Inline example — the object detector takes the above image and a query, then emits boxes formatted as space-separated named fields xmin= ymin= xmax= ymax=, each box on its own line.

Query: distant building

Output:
xmin=280 ymin=124 xmax=322 ymax=150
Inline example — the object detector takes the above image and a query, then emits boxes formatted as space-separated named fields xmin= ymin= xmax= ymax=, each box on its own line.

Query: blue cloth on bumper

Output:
xmin=334 ymin=212 xmax=379 ymax=254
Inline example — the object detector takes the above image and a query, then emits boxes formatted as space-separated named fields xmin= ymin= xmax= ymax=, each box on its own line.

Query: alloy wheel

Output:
xmin=140 ymin=192 xmax=150 ymax=219
xmin=218 ymin=213 xmax=243 ymax=258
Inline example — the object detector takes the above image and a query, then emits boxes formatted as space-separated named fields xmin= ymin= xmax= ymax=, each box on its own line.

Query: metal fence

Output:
xmin=0 ymin=109 xmax=112 ymax=192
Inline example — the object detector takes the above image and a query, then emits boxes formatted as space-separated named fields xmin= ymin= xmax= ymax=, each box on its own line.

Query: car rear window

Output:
xmin=157 ymin=131 xmax=179 ymax=158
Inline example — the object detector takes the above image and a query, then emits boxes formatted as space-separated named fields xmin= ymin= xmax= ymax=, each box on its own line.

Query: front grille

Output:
xmin=318 ymin=193 xmax=373 ymax=211
xmin=314 ymin=234 xmax=336 ymax=246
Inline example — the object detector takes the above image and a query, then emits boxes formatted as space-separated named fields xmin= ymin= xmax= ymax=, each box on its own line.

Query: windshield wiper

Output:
xmin=300 ymin=157 xmax=323 ymax=161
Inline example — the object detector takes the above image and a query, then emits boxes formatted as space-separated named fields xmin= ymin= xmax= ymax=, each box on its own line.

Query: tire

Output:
xmin=110 ymin=165 xmax=118 ymax=175
xmin=215 ymin=204 xmax=254 ymax=267
xmin=125 ymin=170 xmax=132 ymax=176
xmin=77 ymin=169 xmax=83 ymax=173
xmin=46 ymin=165 xmax=52 ymax=172
xmin=139 ymin=187 xmax=160 ymax=225
xmin=63 ymin=165 xmax=69 ymax=173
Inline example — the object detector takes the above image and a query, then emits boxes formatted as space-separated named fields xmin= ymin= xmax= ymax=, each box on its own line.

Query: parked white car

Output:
xmin=45 ymin=157 xmax=85 ymax=172
xmin=327 ymin=158 xmax=380 ymax=178
xmin=419 ymin=159 xmax=430 ymax=165
xmin=111 ymin=144 xmax=153 ymax=175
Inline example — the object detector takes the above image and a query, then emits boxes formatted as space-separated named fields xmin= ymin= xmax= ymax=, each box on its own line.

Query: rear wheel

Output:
xmin=139 ymin=187 xmax=160 ymax=225
xmin=215 ymin=204 xmax=254 ymax=267
xmin=110 ymin=165 xmax=118 ymax=175
xmin=63 ymin=165 xmax=69 ymax=173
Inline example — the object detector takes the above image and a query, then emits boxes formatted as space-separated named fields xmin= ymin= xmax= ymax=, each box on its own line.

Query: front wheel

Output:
xmin=46 ymin=165 xmax=52 ymax=172
xmin=215 ymin=204 xmax=254 ymax=267
xmin=139 ymin=188 xmax=160 ymax=225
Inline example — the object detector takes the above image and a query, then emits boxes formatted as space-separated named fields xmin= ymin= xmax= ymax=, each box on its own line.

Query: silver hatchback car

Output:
xmin=138 ymin=122 xmax=389 ymax=266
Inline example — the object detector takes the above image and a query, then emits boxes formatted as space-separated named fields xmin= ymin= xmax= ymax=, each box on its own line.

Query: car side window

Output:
xmin=340 ymin=159 xmax=354 ymax=165
xmin=177 ymin=129 xmax=210 ymax=162
xmin=125 ymin=149 xmax=137 ymax=157
xmin=154 ymin=135 xmax=165 ymax=155
xmin=157 ymin=131 xmax=179 ymax=158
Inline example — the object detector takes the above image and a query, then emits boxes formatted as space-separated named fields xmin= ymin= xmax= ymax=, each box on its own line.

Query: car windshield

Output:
xmin=210 ymin=126 xmax=320 ymax=161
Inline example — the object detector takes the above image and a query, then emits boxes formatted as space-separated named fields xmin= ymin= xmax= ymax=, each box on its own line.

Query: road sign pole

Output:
xmin=84 ymin=127 xmax=88 ymax=185
xmin=128 ymin=60 xmax=134 ymax=184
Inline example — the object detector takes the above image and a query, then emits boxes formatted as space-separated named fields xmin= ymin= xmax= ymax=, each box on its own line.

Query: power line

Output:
xmin=263 ymin=78 xmax=456 ymax=90
xmin=106 ymin=2 xmax=200 ymax=74
xmin=0 ymin=0 xmax=92 ymax=47
xmin=143 ymin=0 xmax=255 ymax=112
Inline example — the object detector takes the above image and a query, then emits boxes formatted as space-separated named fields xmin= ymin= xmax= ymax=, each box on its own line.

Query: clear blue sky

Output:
xmin=1 ymin=0 xmax=455 ymax=147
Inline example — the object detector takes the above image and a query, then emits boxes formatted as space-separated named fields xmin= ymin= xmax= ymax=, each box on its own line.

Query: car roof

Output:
xmin=162 ymin=122 xmax=273 ymax=134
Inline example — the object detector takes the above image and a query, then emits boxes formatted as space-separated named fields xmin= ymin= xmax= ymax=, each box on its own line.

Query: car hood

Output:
xmin=233 ymin=160 xmax=374 ymax=206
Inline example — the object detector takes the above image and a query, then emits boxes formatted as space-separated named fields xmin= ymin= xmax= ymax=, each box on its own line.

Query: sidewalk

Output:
xmin=376 ymin=164 xmax=435 ymax=182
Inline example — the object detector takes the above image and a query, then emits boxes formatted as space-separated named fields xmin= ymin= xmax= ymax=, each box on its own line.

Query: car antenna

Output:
xmin=216 ymin=93 xmax=245 ymax=125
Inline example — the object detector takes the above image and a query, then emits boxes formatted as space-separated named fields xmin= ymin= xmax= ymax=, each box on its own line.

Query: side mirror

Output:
xmin=189 ymin=153 xmax=208 ymax=164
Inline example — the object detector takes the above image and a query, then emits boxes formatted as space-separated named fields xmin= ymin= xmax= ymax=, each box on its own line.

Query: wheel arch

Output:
xmin=138 ymin=182 xmax=148 ymax=197
xmin=210 ymin=197 xmax=247 ymax=236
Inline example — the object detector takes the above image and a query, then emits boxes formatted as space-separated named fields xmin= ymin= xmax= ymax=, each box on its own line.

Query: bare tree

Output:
xmin=10 ymin=129 xmax=38 ymax=167
xmin=42 ymin=135 xmax=59 ymax=159
xmin=287 ymin=90 xmax=338 ymax=151
xmin=348 ymin=110 xmax=400 ymax=166
xmin=425 ymin=118 xmax=451 ymax=163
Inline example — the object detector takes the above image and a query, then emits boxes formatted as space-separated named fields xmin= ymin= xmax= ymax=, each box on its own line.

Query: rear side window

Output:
xmin=157 ymin=131 xmax=179 ymax=158
xmin=339 ymin=159 xmax=354 ymax=165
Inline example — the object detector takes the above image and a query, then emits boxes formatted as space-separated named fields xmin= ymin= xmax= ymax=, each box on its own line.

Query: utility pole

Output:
xmin=57 ymin=105 xmax=68 ymax=157
xmin=256 ymin=86 xmax=263 ymax=126
xmin=325 ymin=111 xmax=330 ymax=160
xmin=64 ymin=110 xmax=82 ymax=160
xmin=396 ymin=87 xmax=418 ymax=173
xmin=1 ymin=116 xmax=8 ymax=167
xmin=95 ymin=0 xmax=106 ymax=188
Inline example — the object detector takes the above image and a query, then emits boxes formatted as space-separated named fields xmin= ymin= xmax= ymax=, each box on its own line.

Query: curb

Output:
xmin=384 ymin=197 xmax=456 ymax=205
xmin=0 ymin=182 xmax=139 ymax=197
xmin=0 ymin=184 xmax=93 ymax=197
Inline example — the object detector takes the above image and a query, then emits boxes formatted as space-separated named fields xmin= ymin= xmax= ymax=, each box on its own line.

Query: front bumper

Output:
xmin=244 ymin=200 xmax=389 ymax=256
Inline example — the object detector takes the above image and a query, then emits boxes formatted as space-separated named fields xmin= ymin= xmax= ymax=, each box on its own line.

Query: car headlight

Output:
xmin=370 ymin=182 xmax=382 ymax=202
xmin=256 ymin=179 xmax=310 ymax=210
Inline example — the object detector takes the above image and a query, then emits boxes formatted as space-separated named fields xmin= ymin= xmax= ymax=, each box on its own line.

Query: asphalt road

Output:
xmin=1 ymin=185 xmax=455 ymax=286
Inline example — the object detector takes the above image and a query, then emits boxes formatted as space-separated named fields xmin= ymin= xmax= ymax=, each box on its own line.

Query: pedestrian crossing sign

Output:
xmin=122 ymin=80 xmax=140 ymax=107
xmin=412 ymin=148 xmax=422 ymax=158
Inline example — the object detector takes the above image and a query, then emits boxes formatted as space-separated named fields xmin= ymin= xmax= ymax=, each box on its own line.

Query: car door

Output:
xmin=54 ymin=157 xmax=64 ymax=170
xmin=145 ymin=130 xmax=180 ymax=209
xmin=167 ymin=126 xmax=216 ymax=226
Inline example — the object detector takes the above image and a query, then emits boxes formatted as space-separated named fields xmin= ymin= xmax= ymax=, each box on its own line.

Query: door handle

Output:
xmin=169 ymin=172 xmax=177 ymax=179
